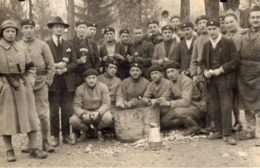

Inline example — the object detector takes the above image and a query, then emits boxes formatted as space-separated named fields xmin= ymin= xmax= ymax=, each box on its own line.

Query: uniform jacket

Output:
xmin=200 ymin=37 xmax=239 ymax=89
xmin=46 ymin=38 xmax=78 ymax=92
xmin=143 ymin=78 xmax=171 ymax=99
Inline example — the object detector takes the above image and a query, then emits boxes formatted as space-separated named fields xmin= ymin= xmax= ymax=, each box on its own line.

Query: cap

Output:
xmin=87 ymin=23 xmax=97 ymax=28
xmin=218 ymin=15 xmax=225 ymax=22
xmin=0 ymin=20 xmax=18 ymax=36
xmin=149 ymin=65 xmax=163 ymax=74
xmin=147 ymin=20 xmax=159 ymax=26
xmin=83 ymin=69 xmax=99 ymax=77
xmin=195 ymin=15 xmax=209 ymax=24
xmin=104 ymin=27 xmax=115 ymax=34
xmin=20 ymin=19 xmax=36 ymax=27
xmin=161 ymin=25 xmax=174 ymax=32
xmin=206 ymin=19 xmax=220 ymax=27
xmin=105 ymin=58 xmax=119 ymax=67
xmin=170 ymin=15 xmax=181 ymax=21
xmin=119 ymin=29 xmax=130 ymax=35
xmin=175 ymin=23 xmax=183 ymax=30
xmin=182 ymin=22 xmax=193 ymax=29
xmin=130 ymin=62 xmax=143 ymax=69
xmin=163 ymin=61 xmax=180 ymax=71
xmin=76 ymin=20 xmax=87 ymax=27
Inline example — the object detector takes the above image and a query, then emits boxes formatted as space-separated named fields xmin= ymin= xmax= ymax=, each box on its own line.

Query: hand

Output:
xmin=212 ymin=68 xmax=222 ymax=76
xmin=62 ymin=57 xmax=69 ymax=63
xmin=192 ymin=75 xmax=199 ymax=83
xmin=157 ymin=35 xmax=163 ymax=41
xmin=103 ymin=56 xmax=109 ymax=62
xmin=55 ymin=68 xmax=65 ymax=75
xmin=77 ymin=56 xmax=87 ymax=64
xmin=204 ymin=70 xmax=212 ymax=78
xmin=129 ymin=98 xmax=138 ymax=106
xmin=163 ymin=57 xmax=170 ymax=62
xmin=55 ymin=62 xmax=66 ymax=69
xmin=114 ymin=53 xmax=124 ymax=60
xmin=127 ymin=55 xmax=134 ymax=63
xmin=185 ymin=68 xmax=191 ymax=75
xmin=90 ymin=111 xmax=100 ymax=121
xmin=141 ymin=98 xmax=148 ymax=104
xmin=157 ymin=98 xmax=170 ymax=106
xmin=116 ymin=102 xmax=125 ymax=108
xmin=82 ymin=113 xmax=90 ymax=122
xmin=157 ymin=59 xmax=164 ymax=65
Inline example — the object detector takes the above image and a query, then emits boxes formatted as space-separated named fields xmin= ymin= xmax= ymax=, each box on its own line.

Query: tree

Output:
xmin=29 ymin=0 xmax=33 ymax=20
xmin=66 ymin=0 xmax=75 ymax=39
xmin=181 ymin=0 xmax=190 ymax=22
xmin=204 ymin=0 xmax=219 ymax=19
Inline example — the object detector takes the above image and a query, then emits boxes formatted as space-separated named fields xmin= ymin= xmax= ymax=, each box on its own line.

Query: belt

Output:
xmin=36 ymin=70 xmax=47 ymax=76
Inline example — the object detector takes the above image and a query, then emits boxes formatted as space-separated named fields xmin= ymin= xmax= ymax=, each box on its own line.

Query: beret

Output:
xmin=161 ymin=25 xmax=174 ymax=32
xmin=163 ymin=61 xmax=180 ymax=71
xmin=149 ymin=65 xmax=163 ymax=74
xmin=105 ymin=58 xmax=119 ymax=67
xmin=170 ymin=16 xmax=181 ymax=21
xmin=224 ymin=13 xmax=238 ymax=20
xmin=206 ymin=19 xmax=220 ymax=27
xmin=20 ymin=19 xmax=35 ymax=27
xmin=250 ymin=6 xmax=260 ymax=13
xmin=83 ymin=69 xmax=99 ymax=77
xmin=218 ymin=15 xmax=225 ymax=22
xmin=147 ymin=20 xmax=159 ymax=26
xmin=87 ymin=22 xmax=97 ymax=28
xmin=182 ymin=22 xmax=193 ymax=29
xmin=175 ymin=23 xmax=183 ymax=30
xmin=75 ymin=20 xmax=87 ymax=27
xmin=130 ymin=62 xmax=143 ymax=69
xmin=104 ymin=27 xmax=115 ymax=34
xmin=119 ymin=29 xmax=130 ymax=35
xmin=195 ymin=15 xmax=209 ymax=24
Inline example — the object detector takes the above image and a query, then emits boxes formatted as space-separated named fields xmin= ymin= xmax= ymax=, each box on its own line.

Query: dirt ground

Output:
xmin=1 ymin=112 xmax=260 ymax=167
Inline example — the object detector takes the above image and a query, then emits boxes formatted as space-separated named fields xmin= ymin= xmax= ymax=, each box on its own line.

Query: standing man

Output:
xmin=200 ymin=19 xmax=239 ymax=145
xmin=86 ymin=22 xmax=97 ymax=40
xmin=119 ymin=28 xmax=132 ymax=56
xmin=175 ymin=23 xmax=184 ymax=41
xmin=219 ymin=15 xmax=227 ymax=35
xmin=146 ymin=20 xmax=163 ymax=45
xmin=169 ymin=16 xmax=182 ymax=42
xmin=19 ymin=19 xmax=55 ymax=153
xmin=46 ymin=17 xmax=78 ymax=146
xmin=173 ymin=22 xmax=197 ymax=77
xmin=237 ymin=6 xmax=260 ymax=146
xmin=152 ymin=25 xmax=177 ymax=67
xmin=70 ymin=20 xmax=99 ymax=86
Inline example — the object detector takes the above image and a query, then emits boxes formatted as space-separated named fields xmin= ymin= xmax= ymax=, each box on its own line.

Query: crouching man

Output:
xmin=155 ymin=62 xmax=206 ymax=136
xmin=69 ymin=69 xmax=112 ymax=143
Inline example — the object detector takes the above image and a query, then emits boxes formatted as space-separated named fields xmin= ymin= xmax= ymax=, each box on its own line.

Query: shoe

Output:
xmin=52 ymin=137 xmax=60 ymax=147
xmin=30 ymin=148 xmax=47 ymax=159
xmin=239 ymin=131 xmax=255 ymax=140
xmin=183 ymin=126 xmax=200 ymax=136
xmin=70 ymin=133 xmax=79 ymax=145
xmin=78 ymin=132 xmax=87 ymax=142
xmin=21 ymin=142 xmax=30 ymax=153
xmin=208 ymin=132 xmax=222 ymax=139
xmin=200 ymin=127 xmax=211 ymax=134
xmin=63 ymin=135 xmax=75 ymax=145
xmin=255 ymin=140 xmax=260 ymax=147
xmin=7 ymin=149 xmax=16 ymax=162
xmin=225 ymin=136 xmax=237 ymax=145
xmin=232 ymin=122 xmax=243 ymax=132
xmin=42 ymin=139 xmax=55 ymax=153
xmin=97 ymin=131 xmax=104 ymax=142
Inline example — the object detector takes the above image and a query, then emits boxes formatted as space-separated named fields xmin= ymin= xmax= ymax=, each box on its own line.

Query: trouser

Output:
xmin=49 ymin=78 xmax=74 ymax=138
xmin=244 ymin=109 xmax=260 ymax=137
xmin=34 ymin=84 xmax=49 ymax=140
xmin=232 ymin=87 xmax=241 ymax=124
xmin=70 ymin=111 xmax=113 ymax=132
xmin=209 ymin=75 xmax=233 ymax=136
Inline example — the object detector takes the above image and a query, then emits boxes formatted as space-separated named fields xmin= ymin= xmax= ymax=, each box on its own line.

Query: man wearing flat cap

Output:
xmin=154 ymin=62 xmax=205 ymax=136
xmin=170 ymin=16 xmax=182 ymax=43
xmin=46 ymin=16 xmax=78 ymax=146
xmin=152 ymin=25 xmax=177 ymax=67
xmin=86 ymin=22 xmax=97 ymax=40
xmin=70 ymin=20 xmax=100 ymax=86
xmin=146 ymin=20 xmax=163 ymax=45
xmin=70 ymin=69 xmax=112 ymax=143
xmin=18 ymin=19 xmax=55 ymax=153
xmin=175 ymin=23 xmax=184 ymax=41
xmin=219 ymin=15 xmax=227 ymax=35
xmin=173 ymin=22 xmax=197 ymax=77
xmin=99 ymin=27 xmax=127 ymax=80
xmin=119 ymin=28 xmax=132 ymax=56
xmin=116 ymin=62 xmax=150 ymax=109
xmin=200 ymin=19 xmax=239 ymax=145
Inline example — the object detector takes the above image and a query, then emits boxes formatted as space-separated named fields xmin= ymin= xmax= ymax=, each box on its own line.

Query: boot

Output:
xmin=42 ymin=139 xmax=55 ymax=153
xmin=52 ymin=137 xmax=60 ymax=147
xmin=232 ymin=122 xmax=243 ymax=132
xmin=63 ymin=135 xmax=74 ymax=145
xmin=21 ymin=142 xmax=30 ymax=153
xmin=224 ymin=136 xmax=237 ymax=145
xmin=182 ymin=117 xmax=200 ymax=136
xmin=78 ymin=132 xmax=87 ymax=142
xmin=97 ymin=130 xmax=104 ymax=142
xmin=7 ymin=149 xmax=16 ymax=162
xmin=30 ymin=148 xmax=47 ymax=159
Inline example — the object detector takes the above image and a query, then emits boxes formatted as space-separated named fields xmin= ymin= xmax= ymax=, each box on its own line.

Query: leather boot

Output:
xmin=30 ymin=148 xmax=47 ymax=159
xmin=21 ymin=142 xmax=30 ymax=153
xmin=52 ymin=137 xmax=60 ymax=147
xmin=182 ymin=117 xmax=200 ymax=136
xmin=42 ymin=139 xmax=55 ymax=153
xmin=97 ymin=130 xmax=104 ymax=142
xmin=7 ymin=149 xmax=16 ymax=162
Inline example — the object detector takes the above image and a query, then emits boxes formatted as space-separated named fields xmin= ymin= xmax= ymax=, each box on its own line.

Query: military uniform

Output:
xmin=143 ymin=78 xmax=171 ymax=99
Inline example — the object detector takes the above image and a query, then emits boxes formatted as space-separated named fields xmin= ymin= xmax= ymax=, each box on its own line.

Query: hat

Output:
xmin=195 ymin=15 xmax=209 ymax=24
xmin=224 ymin=13 xmax=238 ymax=20
xmin=250 ymin=6 xmax=260 ymax=14
xmin=0 ymin=20 xmax=18 ymax=36
xmin=175 ymin=23 xmax=183 ymax=30
xmin=170 ymin=15 xmax=181 ymax=21
xmin=182 ymin=22 xmax=193 ymax=29
xmin=83 ymin=69 xmax=99 ymax=77
xmin=87 ymin=23 xmax=97 ymax=28
xmin=104 ymin=27 xmax=115 ymax=34
xmin=76 ymin=20 xmax=87 ymax=27
xmin=130 ymin=62 xmax=143 ymax=69
xmin=47 ymin=16 xmax=69 ymax=29
xmin=149 ymin=65 xmax=163 ymax=74
xmin=206 ymin=19 xmax=220 ymax=27
xmin=119 ymin=29 xmax=130 ymax=35
xmin=147 ymin=20 xmax=159 ymax=26
xmin=161 ymin=25 xmax=174 ymax=32
xmin=20 ymin=19 xmax=35 ymax=27
xmin=218 ymin=15 xmax=225 ymax=22
xmin=163 ymin=61 xmax=180 ymax=71
xmin=105 ymin=58 xmax=119 ymax=67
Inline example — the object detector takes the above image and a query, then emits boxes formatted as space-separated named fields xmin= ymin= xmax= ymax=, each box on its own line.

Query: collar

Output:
xmin=250 ymin=27 xmax=260 ymax=33
xmin=106 ymin=40 xmax=116 ymax=46
xmin=23 ymin=36 xmax=35 ymax=43
xmin=52 ymin=35 xmax=63 ymax=46
xmin=155 ymin=78 xmax=163 ymax=85
xmin=77 ymin=34 xmax=86 ymax=41
xmin=164 ymin=39 xmax=173 ymax=43
xmin=104 ymin=72 xmax=114 ymax=79
xmin=185 ymin=36 xmax=194 ymax=42
xmin=131 ymin=77 xmax=141 ymax=83
xmin=209 ymin=33 xmax=222 ymax=46
xmin=0 ymin=39 xmax=18 ymax=51
xmin=86 ymin=83 xmax=97 ymax=89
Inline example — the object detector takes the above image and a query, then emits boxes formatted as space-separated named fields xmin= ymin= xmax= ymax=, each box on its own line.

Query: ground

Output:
xmin=1 ymin=112 xmax=260 ymax=167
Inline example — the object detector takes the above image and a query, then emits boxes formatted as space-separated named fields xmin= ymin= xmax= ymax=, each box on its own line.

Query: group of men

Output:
xmin=0 ymin=5 xmax=260 ymax=162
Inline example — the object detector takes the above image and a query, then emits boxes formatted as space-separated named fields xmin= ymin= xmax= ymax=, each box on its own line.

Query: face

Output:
xmin=105 ymin=31 xmax=115 ymax=42
xmin=134 ymin=29 xmax=143 ymax=42
xmin=21 ymin=25 xmax=35 ymax=39
xmin=2 ymin=28 xmax=16 ymax=42
xmin=150 ymin=71 xmax=162 ymax=82
xmin=52 ymin=24 xmax=65 ymax=36
xmin=166 ymin=68 xmax=179 ymax=81
xmin=176 ymin=28 xmax=184 ymax=38
xmin=86 ymin=26 xmax=97 ymax=38
xmin=130 ymin=67 xmax=142 ymax=79
xmin=85 ymin=75 xmax=97 ymax=87
xmin=162 ymin=30 xmax=173 ymax=41
xmin=197 ymin=19 xmax=208 ymax=33
xmin=76 ymin=24 xmax=87 ymax=38
xmin=207 ymin=26 xmax=220 ymax=40
xmin=225 ymin=16 xmax=237 ymax=32
xmin=148 ymin=23 xmax=159 ymax=35
xmin=106 ymin=64 xmax=117 ymax=77
xmin=170 ymin=18 xmax=180 ymax=28
xmin=120 ymin=33 xmax=129 ymax=44
xmin=183 ymin=27 xmax=193 ymax=40
xmin=249 ymin=11 xmax=260 ymax=29
xmin=219 ymin=20 xmax=226 ymax=32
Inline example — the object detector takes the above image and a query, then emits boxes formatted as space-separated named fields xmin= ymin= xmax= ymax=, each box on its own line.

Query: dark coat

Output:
xmin=46 ymin=39 xmax=78 ymax=92
xmin=200 ymin=37 xmax=239 ymax=89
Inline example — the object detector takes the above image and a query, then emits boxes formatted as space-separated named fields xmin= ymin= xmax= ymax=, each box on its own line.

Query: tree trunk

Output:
xmin=29 ymin=0 xmax=33 ymax=19
xmin=67 ymin=0 xmax=75 ymax=39
xmin=204 ymin=0 xmax=219 ymax=20
xmin=137 ymin=0 xmax=142 ymax=26
xmin=222 ymin=0 xmax=240 ymax=12
xmin=180 ymin=0 xmax=190 ymax=22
